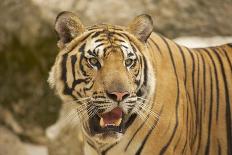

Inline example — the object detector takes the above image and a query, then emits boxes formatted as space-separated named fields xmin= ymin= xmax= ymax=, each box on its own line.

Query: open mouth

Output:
xmin=89 ymin=107 xmax=125 ymax=134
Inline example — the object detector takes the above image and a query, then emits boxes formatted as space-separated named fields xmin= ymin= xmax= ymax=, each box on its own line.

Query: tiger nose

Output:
xmin=107 ymin=91 xmax=130 ymax=102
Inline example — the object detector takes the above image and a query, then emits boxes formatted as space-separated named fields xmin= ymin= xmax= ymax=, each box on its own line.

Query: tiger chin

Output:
xmin=48 ymin=11 xmax=232 ymax=155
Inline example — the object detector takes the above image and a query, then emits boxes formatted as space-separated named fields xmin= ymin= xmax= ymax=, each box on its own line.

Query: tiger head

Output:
xmin=48 ymin=12 xmax=155 ymax=145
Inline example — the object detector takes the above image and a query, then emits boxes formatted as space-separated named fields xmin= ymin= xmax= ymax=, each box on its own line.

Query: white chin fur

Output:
xmin=94 ymin=133 xmax=123 ymax=144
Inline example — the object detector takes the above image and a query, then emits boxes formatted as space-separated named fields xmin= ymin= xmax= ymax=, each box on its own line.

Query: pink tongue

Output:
xmin=101 ymin=107 xmax=123 ymax=124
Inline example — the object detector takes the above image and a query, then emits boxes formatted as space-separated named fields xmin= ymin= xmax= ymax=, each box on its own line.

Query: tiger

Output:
xmin=48 ymin=11 xmax=232 ymax=155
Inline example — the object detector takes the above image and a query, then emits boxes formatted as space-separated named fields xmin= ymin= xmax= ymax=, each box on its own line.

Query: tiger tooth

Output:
xmin=100 ymin=117 xmax=105 ymax=127
xmin=115 ymin=118 xmax=122 ymax=126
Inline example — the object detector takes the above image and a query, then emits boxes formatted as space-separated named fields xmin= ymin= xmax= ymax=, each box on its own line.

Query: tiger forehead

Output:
xmin=83 ymin=28 xmax=135 ymax=58
xmin=90 ymin=30 xmax=127 ymax=42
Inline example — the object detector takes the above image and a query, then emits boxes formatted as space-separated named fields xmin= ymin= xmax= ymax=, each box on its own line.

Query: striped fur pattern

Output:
xmin=48 ymin=12 xmax=232 ymax=155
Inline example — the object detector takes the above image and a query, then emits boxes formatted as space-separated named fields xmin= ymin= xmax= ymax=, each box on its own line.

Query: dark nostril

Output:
xmin=122 ymin=93 xmax=130 ymax=100
xmin=106 ymin=91 xmax=130 ymax=102
xmin=107 ymin=93 xmax=118 ymax=101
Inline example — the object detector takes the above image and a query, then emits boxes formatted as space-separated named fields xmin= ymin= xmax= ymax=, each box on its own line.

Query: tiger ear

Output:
xmin=55 ymin=11 xmax=85 ymax=49
xmin=128 ymin=14 xmax=153 ymax=42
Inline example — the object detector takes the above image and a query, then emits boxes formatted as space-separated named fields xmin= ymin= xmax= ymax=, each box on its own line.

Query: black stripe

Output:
xmin=125 ymin=83 xmax=158 ymax=152
xmin=135 ymin=116 xmax=160 ymax=155
xmin=124 ymin=113 xmax=150 ymax=151
xmin=174 ymin=44 xmax=187 ymax=152
xmin=222 ymin=49 xmax=232 ymax=72
xmin=125 ymin=113 xmax=137 ymax=130
xmin=131 ymin=44 xmax=138 ymax=53
xmin=173 ymin=45 xmax=193 ymax=152
xmin=150 ymin=38 xmax=162 ymax=56
xmin=200 ymin=52 xmax=207 ymax=115
xmin=113 ymin=32 xmax=126 ymax=38
xmin=142 ymin=56 xmax=148 ymax=87
xmin=95 ymin=39 xmax=105 ymax=42
xmin=79 ymin=43 xmax=86 ymax=53
xmin=87 ymin=140 xmax=97 ymax=151
xmin=61 ymin=54 xmax=79 ymax=99
xmin=79 ymin=54 xmax=87 ymax=76
xmin=218 ymin=140 xmax=221 ymax=155
xmin=72 ymin=78 xmax=89 ymax=89
xmin=95 ymin=43 xmax=105 ymax=49
xmin=173 ymin=134 xmax=182 ymax=151
xmin=94 ymin=101 xmax=111 ymax=104
xmin=195 ymin=53 xmax=201 ymax=147
xmin=134 ymin=106 xmax=163 ymax=155
xmin=61 ymin=55 xmax=68 ymax=83
xmin=114 ymin=38 xmax=126 ymax=43
xmin=196 ymin=51 xmax=206 ymax=155
xmin=187 ymin=49 xmax=198 ymax=146
xmin=71 ymin=55 xmax=77 ymax=80
xmin=103 ymin=46 xmax=113 ymax=57
xmin=101 ymin=142 xmax=118 ymax=155
xmin=204 ymin=48 xmax=220 ymax=122
xmin=177 ymin=45 xmax=187 ymax=85
xmin=181 ymin=139 xmax=188 ymax=154
xmin=188 ymin=50 xmax=196 ymax=105
xmin=121 ymin=45 xmax=129 ymax=49
xmin=87 ymin=50 xmax=96 ymax=57
xmin=180 ymin=91 xmax=191 ymax=154
xmin=158 ymin=38 xmax=180 ymax=155
xmin=92 ymin=31 xmax=102 ymax=38
xmin=87 ymin=27 xmax=101 ymax=31
xmin=211 ymin=49 xmax=232 ymax=155
xmin=196 ymin=53 xmax=200 ymax=113
xmin=204 ymin=66 xmax=213 ymax=155
xmin=111 ymin=27 xmax=124 ymax=31
xmin=84 ymin=82 xmax=94 ymax=92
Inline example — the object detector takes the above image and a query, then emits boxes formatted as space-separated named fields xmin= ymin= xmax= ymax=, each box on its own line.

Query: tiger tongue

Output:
xmin=100 ymin=107 xmax=123 ymax=126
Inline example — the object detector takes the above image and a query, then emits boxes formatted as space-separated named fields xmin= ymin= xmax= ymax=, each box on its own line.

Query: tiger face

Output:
xmin=48 ymin=12 xmax=155 ymax=145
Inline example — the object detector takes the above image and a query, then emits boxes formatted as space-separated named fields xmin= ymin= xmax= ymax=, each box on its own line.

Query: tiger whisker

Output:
xmin=136 ymin=102 xmax=160 ymax=120
xmin=137 ymin=97 xmax=149 ymax=101
xmin=134 ymin=99 xmax=160 ymax=117
xmin=71 ymin=105 xmax=96 ymax=127
xmin=135 ymin=105 xmax=160 ymax=130
xmin=77 ymin=104 xmax=93 ymax=119
xmin=133 ymin=107 xmax=154 ymax=129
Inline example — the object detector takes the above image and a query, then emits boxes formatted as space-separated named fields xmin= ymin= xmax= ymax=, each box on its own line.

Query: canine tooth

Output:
xmin=100 ymin=117 xmax=104 ymax=127
xmin=115 ymin=118 xmax=122 ymax=126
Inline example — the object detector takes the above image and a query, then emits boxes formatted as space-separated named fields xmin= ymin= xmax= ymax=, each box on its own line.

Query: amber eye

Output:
xmin=88 ymin=57 xmax=100 ymax=67
xmin=125 ymin=58 xmax=134 ymax=67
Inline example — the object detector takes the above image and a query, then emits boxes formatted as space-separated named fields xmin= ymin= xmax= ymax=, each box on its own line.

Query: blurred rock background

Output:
xmin=0 ymin=0 xmax=231 ymax=154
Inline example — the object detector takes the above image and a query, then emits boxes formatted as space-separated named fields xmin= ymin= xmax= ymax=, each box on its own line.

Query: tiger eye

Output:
xmin=88 ymin=58 xmax=99 ymax=66
xmin=125 ymin=59 xmax=134 ymax=67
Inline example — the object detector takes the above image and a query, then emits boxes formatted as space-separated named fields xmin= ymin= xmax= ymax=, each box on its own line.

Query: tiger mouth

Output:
xmin=89 ymin=107 xmax=125 ymax=134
